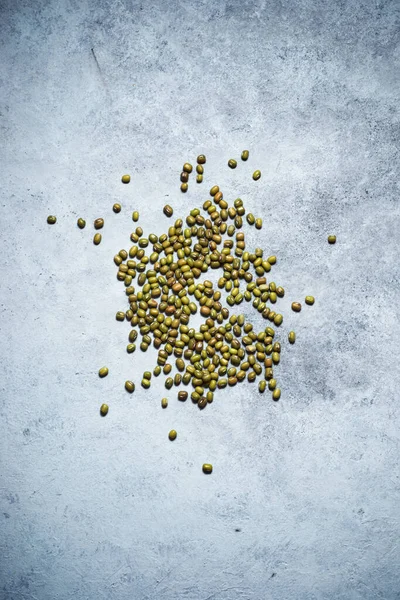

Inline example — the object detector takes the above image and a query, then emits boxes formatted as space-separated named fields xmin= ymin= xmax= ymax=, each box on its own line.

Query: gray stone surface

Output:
xmin=1 ymin=0 xmax=400 ymax=598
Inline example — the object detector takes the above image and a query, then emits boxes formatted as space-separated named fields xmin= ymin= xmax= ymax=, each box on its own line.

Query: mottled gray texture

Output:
xmin=1 ymin=0 xmax=400 ymax=598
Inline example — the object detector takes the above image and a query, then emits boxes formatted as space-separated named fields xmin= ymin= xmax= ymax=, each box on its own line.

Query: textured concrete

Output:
xmin=1 ymin=1 xmax=400 ymax=599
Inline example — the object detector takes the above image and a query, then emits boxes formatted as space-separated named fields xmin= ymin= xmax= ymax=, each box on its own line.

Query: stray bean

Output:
xmin=100 ymin=403 xmax=109 ymax=416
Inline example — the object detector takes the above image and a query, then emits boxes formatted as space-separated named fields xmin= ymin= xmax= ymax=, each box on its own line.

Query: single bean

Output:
xmin=125 ymin=380 xmax=135 ymax=393
xmin=164 ymin=205 xmax=173 ymax=217
xmin=198 ymin=396 xmax=207 ymax=409
xmin=272 ymin=388 xmax=281 ymax=401
xmin=94 ymin=218 xmax=104 ymax=230
xmin=210 ymin=185 xmax=219 ymax=196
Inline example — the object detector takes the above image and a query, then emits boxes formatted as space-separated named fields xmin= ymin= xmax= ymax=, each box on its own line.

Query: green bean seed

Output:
xmin=164 ymin=205 xmax=173 ymax=218
xmin=77 ymin=218 xmax=86 ymax=229
xmin=100 ymin=403 xmax=109 ymax=416
xmin=93 ymin=233 xmax=102 ymax=245
xmin=202 ymin=463 xmax=213 ymax=474
xmin=241 ymin=150 xmax=249 ymax=161
xmin=47 ymin=215 xmax=57 ymax=224
xmin=169 ymin=429 xmax=177 ymax=440
xmin=98 ymin=367 xmax=109 ymax=378
xmin=272 ymin=388 xmax=281 ymax=401
xmin=125 ymin=380 xmax=135 ymax=393
xmin=121 ymin=174 xmax=131 ymax=183
xmin=246 ymin=213 xmax=255 ymax=225
xmin=94 ymin=218 xmax=104 ymax=230
xmin=328 ymin=235 xmax=336 ymax=244
xmin=198 ymin=396 xmax=207 ymax=409
xmin=252 ymin=170 xmax=261 ymax=180
xmin=210 ymin=186 xmax=219 ymax=196
xmin=228 ymin=159 xmax=237 ymax=169
xmin=272 ymin=352 xmax=280 ymax=364
xmin=305 ymin=295 xmax=315 ymax=305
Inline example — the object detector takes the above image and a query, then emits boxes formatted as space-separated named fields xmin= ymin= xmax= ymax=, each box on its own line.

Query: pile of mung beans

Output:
xmin=47 ymin=151 xmax=336 ymax=475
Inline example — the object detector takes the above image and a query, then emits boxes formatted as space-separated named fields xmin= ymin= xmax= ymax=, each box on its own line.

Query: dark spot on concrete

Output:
xmin=6 ymin=493 xmax=19 ymax=505
xmin=23 ymin=428 xmax=30 ymax=436
xmin=91 ymin=48 xmax=102 ymax=75
xmin=270 ymin=572 xmax=276 ymax=578
xmin=3 ymin=513 xmax=10 ymax=519
xmin=235 ymin=528 xmax=241 ymax=532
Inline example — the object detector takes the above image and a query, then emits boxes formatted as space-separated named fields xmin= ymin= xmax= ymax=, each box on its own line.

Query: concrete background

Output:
xmin=1 ymin=0 xmax=400 ymax=598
